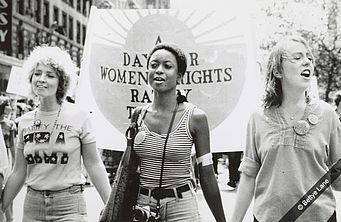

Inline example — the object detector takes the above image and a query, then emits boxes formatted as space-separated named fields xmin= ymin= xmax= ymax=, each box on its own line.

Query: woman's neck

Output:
xmin=152 ymin=92 xmax=177 ymax=112
xmin=281 ymin=90 xmax=307 ymax=108
xmin=39 ymin=98 xmax=60 ymax=112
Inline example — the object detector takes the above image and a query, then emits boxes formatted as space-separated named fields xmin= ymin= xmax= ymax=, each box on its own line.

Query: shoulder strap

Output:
xmin=131 ymin=107 xmax=142 ymax=124
xmin=125 ymin=107 xmax=142 ymax=144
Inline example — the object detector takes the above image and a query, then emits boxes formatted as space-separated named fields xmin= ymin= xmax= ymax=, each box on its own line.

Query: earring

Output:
xmin=274 ymin=72 xmax=282 ymax=78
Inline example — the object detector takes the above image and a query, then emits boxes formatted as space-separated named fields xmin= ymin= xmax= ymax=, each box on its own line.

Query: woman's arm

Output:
xmin=2 ymin=149 xmax=27 ymax=211
xmin=191 ymin=108 xmax=226 ymax=222
xmin=230 ymin=173 xmax=255 ymax=222
xmin=82 ymin=142 xmax=111 ymax=204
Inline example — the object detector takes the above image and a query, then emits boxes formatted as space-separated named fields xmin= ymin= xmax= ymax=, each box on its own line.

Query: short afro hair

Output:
xmin=147 ymin=42 xmax=187 ymax=76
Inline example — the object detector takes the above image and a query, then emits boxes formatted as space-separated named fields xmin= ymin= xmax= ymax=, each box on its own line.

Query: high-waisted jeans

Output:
xmin=23 ymin=185 xmax=87 ymax=222
xmin=136 ymin=184 xmax=201 ymax=222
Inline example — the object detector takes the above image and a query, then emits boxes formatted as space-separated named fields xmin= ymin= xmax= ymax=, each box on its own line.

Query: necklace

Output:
xmin=282 ymin=105 xmax=304 ymax=120
xmin=33 ymin=105 xmax=62 ymax=143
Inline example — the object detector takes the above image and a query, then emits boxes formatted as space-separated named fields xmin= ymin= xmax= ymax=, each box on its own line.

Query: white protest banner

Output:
xmin=6 ymin=66 xmax=30 ymax=97
xmin=76 ymin=6 xmax=262 ymax=152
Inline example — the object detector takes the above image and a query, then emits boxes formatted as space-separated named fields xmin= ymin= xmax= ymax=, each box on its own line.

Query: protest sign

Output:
xmin=6 ymin=66 xmax=30 ymax=97
xmin=76 ymin=7 xmax=262 ymax=152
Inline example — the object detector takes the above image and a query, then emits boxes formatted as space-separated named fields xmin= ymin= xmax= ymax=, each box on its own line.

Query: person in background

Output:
xmin=231 ymin=36 xmax=341 ymax=222
xmin=132 ymin=43 xmax=226 ymax=221
xmin=0 ymin=128 xmax=9 ymax=222
xmin=225 ymin=151 xmax=242 ymax=191
xmin=335 ymin=93 xmax=341 ymax=122
xmin=2 ymin=45 xmax=111 ymax=221
xmin=212 ymin=153 xmax=222 ymax=178
xmin=0 ymin=96 xmax=15 ymax=222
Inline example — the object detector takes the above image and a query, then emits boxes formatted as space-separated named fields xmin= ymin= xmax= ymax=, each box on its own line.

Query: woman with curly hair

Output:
xmin=231 ymin=36 xmax=341 ymax=222
xmin=1 ymin=45 xmax=111 ymax=221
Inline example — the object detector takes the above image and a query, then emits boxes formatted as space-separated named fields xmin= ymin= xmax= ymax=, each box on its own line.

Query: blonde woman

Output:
xmin=2 ymin=46 xmax=110 ymax=221
xmin=231 ymin=36 xmax=341 ymax=222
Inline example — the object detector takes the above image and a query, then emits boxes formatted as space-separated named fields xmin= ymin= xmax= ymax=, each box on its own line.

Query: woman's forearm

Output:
xmin=2 ymin=171 xmax=26 ymax=211
xmin=200 ymin=166 xmax=226 ymax=222
xmin=85 ymin=162 xmax=111 ymax=203
xmin=230 ymin=173 xmax=255 ymax=222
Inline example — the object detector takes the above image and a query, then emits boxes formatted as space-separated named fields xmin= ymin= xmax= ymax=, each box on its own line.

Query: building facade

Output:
xmin=0 ymin=0 xmax=92 ymax=93
xmin=0 ymin=0 xmax=170 ymax=94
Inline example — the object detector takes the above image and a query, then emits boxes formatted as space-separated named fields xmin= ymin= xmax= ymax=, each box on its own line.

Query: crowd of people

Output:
xmin=0 ymin=35 xmax=340 ymax=222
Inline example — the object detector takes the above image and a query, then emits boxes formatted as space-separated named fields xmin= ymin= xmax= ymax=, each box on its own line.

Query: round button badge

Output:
xmin=307 ymin=114 xmax=318 ymax=125
xmin=134 ymin=131 xmax=146 ymax=144
xmin=293 ymin=120 xmax=310 ymax=135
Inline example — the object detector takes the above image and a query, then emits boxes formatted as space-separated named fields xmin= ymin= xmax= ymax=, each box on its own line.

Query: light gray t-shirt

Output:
xmin=17 ymin=102 xmax=95 ymax=190
xmin=239 ymin=99 xmax=341 ymax=222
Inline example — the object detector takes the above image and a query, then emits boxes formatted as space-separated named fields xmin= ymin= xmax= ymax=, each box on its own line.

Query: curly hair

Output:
xmin=23 ymin=45 xmax=78 ymax=104
xmin=263 ymin=36 xmax=314 ymax=108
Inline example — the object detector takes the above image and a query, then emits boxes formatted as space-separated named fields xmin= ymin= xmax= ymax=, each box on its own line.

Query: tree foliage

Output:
xmin=256 ymin=0 xmax=341 ymax=102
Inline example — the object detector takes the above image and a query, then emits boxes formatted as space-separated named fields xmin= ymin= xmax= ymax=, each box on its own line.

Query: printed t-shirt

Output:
xmin=17 ymin=102 xmax=95 ymax=190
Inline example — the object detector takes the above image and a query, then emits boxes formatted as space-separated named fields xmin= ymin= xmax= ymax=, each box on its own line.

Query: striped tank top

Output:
xmin=134 ymin=103 xmax=195 ymax=188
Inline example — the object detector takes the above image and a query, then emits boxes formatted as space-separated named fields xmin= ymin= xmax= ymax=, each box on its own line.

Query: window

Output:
xmin=34 ymin=0 xmax=41 ymax=23
xmin=147 ymin=0 xmax=155 ymax=8
xmin=53 ymin=6 xmax=59 ymax=25
xmin=76 ymin=21 xmax=81 ymax=44
xmin=82 ymin=25 xmax=86 ymax=45
xmin=69 ymin=0 xmax=74 ymax=8
xmin=82 ymin=0 xmax=87 ymax=16
xmin=76 ymin=0 xmax=81 ymax=12
xmin=62 ymin=12 xmax=67 ymax=36
xmin=17 ymin=0 xmax=24 ymax=14
xmin=43 ymin=1 xmax=49 ymax=28
xmin=69 ymin=16 xmax=73 ymax=40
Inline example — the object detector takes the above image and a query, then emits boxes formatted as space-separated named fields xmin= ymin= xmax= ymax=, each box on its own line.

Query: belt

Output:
xmin=139 ymin=184 xmax=191 ymax=199
xmin=27 ymin=184 xmax=84 ymax=196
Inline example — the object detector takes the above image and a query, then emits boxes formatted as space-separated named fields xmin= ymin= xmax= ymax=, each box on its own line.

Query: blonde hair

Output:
xmin=263 ymin=36 xmax=314 ymax=108
xmin=23 ymin=45 xmax=78 ymax=104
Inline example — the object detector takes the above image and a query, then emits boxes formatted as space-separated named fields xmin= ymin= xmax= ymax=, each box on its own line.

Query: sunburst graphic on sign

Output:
xmin=88 ymin=8 xmax=248 ymax=134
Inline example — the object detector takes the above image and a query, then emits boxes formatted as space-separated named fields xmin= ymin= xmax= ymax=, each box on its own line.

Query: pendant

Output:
xmin=307 ymin=114 xmax=318 ymax=125
xmin=134 ymin=131 xmax=146 ymax=145
xmin=293 ymin=120 xmax=310 ymax=135
xmin=34 ymin=119 xmax=41 ymax=127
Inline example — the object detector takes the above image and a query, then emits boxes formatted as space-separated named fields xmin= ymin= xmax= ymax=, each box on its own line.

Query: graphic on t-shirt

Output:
xmin=25 ymin=151 xmax=68 ymax=165
xmin=23 ymin=124 xmax=72 ymax=165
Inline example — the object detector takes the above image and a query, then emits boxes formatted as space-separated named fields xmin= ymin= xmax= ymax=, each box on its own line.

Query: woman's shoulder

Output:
xmin=16 ymin=109 xmax=35 ymax=122
xmin=251 ymin=106 xmax=271 ymax=120
xmin=310 ymin=99 xmax=335 ymax=115
xmin=184 ymin=102 xmax=204 ymax=116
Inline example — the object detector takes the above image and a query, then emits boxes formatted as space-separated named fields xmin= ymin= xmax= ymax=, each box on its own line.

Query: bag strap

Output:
xmin=125 ymin=107 xmax=143 ymax=144
xmin=155 ymin=102 xmax=179 ymax=217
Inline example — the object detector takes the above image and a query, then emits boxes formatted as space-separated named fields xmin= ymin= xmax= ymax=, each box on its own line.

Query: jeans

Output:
xmin=23 ymin=185 xmax=87 ymax=222
xmin=136 ymin=184 xmax=201 ymax=222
